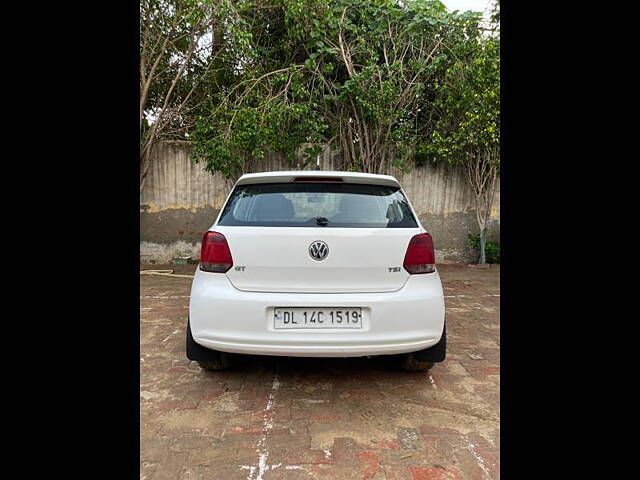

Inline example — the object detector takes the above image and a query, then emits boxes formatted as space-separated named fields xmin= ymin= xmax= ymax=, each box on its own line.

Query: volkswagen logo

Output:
xmin=309 ymin=241 xmax=329 ymax=261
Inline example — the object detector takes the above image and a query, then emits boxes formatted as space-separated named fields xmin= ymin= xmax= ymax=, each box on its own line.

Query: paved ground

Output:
xmin=141 ymin=264 xmax=500 ymax=480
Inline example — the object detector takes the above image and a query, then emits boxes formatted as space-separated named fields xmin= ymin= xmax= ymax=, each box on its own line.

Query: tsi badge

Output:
xmin=388 ymin=267 xmax=401 ymax=272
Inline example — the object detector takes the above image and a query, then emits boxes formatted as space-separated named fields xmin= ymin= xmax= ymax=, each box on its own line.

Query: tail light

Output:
xmin=293 ymin=177 xmax=343 ymax=182
xmin=199 ymin=231 xmax=233 ymax=273
xmin=403 ymin=233 xmax=436 ymax=274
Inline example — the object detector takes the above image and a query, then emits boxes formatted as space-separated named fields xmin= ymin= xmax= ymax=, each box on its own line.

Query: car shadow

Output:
xmin=216 ymin=352 xmax=408 ymax=375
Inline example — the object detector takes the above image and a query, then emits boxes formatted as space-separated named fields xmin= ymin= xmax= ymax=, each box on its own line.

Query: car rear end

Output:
xmin=188 ymin=171 xmax=445 ymax=362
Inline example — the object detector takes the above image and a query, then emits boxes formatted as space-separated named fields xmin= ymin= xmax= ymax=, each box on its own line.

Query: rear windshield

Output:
xmin=217 ymin=182 xmax=418 ymax=228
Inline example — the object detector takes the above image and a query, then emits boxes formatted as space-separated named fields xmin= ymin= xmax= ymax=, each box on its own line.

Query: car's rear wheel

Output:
xmin=400 ymin=323 xmax=446 ymax=372
xmin=197 ymin=356 xmax=231 ymax=371
xmin=186 ymin=317 xmax=232 ymax=370
xmin=401 ymin=355 xmax=434 ymax=371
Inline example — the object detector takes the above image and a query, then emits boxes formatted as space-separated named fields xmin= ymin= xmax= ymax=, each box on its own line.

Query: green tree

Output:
xmin=427 ymin=34 xmax=499 ymax=264
xmin=190 ymin=0 xmax=328 ymax=181
xmin=178 ymin=0 xmax=500 ymax=265
xmin=190 ymin=0 xmax=482 ymax=180
xmin=140 ymin=0 xmax=222 ymax=191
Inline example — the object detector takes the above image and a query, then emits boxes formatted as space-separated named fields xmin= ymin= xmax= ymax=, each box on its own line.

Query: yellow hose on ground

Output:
xmin=140 ymin=269 xmax=194 ymax=279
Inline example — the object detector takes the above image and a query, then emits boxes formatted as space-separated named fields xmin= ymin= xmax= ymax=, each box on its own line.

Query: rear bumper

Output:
xmin=189 ymin=269 xmax=445 ymax=357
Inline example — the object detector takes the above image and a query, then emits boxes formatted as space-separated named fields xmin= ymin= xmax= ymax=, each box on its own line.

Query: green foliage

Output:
xmin=189 ymin=0 xmax=491 ymax=178
xmin=423 ymin=34 xmax=500 ymax=166
xmin=192 ymin=98 xmax=327 ymax=178
xmin=142 ymin=0 xmax=501 ymax=265
xmin=467 ymin=234 xmax=500 ymax=264
xmin=140 ymin=0 xmax=215 ymax=135
xmin=426 ymin=24 xmax=499 ymax=264
xmin=142 ymin=0 xmax=499 ymax=185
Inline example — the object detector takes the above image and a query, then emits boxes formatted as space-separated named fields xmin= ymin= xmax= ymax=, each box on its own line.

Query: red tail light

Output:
xmin=403 ymin=233 xmax=436 ymax=274
xmin=200 ymin=231 xmax=233 ymax=273
xmin=293 ymin=177 xmax=343 ymax=182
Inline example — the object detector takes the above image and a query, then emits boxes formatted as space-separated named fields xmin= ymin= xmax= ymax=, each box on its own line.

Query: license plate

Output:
xmin=274 ymin=308 xmax=362 ymax=329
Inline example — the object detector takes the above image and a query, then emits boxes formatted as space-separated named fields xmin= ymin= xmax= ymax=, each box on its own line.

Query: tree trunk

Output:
xmin=478 ymin=226 xmax=487 ymax=265
xmin=212 ymin=6 xmax=223 ymax=57
xmin=464 ymin=147 xmax=498 ymax=265
xmin=140 ymin=148 xmax=151 ymax=193
xmin=140 ymin=137 xmax=158 ymax=193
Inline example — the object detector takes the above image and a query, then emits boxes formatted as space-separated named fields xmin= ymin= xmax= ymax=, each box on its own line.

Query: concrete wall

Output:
xmin=140 ymin=141 xmax=499 ymax=263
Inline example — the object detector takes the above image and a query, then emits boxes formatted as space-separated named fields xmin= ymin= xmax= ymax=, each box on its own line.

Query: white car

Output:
xmin=187 ymin=171 xmax=446 ymax=371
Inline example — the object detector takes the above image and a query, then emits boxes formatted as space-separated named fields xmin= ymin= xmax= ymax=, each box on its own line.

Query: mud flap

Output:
xmin=186 ymin=318 xmax=221 ymax=361
xmin=414 ymin=322 xmax=446 ymax=362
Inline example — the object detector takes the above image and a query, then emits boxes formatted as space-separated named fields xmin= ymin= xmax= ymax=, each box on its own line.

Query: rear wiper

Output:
xmin=313 ymin=216 xmax=329 ymax=226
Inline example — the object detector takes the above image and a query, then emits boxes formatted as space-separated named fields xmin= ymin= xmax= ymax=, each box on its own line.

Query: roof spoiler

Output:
xmin=236 ymin=171 xmax=400 ymax=188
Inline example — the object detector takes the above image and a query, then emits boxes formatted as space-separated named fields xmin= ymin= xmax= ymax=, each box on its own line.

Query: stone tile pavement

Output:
xmin=140 ymin=264 xmax=499 ymax=480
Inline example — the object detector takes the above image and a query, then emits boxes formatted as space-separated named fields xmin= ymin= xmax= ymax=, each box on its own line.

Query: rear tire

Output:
xmin=197 ymin=356 xmax=231 ymax=371
xmin=401 ymin=356 xmax=434 ymax=372
xmin=401 ymin=322 xmax=446 ymax=371
xmin=186 ymin=317 xmax=232 ymax=370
